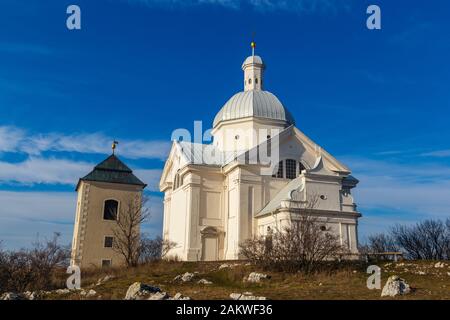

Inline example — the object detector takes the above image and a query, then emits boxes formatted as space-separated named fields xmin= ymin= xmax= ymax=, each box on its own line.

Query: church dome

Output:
xmin=213 ymin=90 xmax=295 ymax=128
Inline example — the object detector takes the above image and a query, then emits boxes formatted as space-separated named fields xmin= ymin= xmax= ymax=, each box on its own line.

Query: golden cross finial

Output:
xmin=112 ymin=140 xmax=119 ymax=154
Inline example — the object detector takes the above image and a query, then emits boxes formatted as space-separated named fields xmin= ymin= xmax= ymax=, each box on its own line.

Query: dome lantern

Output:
xmin=242 ymin=41 xmax=265 ymax=91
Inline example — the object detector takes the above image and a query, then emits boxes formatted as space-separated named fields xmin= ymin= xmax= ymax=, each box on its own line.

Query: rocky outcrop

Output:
xmin=244 ymin=272 xmax=270 ymax=283
xmin=80 ymin=289 xmax=97 ymax=298
xmin=124 ymin=282 xmax=161 ymax=300
xmin=147 ymin=291 xmax=169 ymax=300
xmin=197 ymin=279 xmax=213 ymax=285
xmin=173 ymin=272 xmax=195 ymax=282
xmin=381 ymin=275 xmax=411 ymax=297
xmin=230 ymin=292 xmax=267 ymax=300
xmin=1 ymin=292 xmax=28 ymax=300
xmin=218 ymin=263 xmax=240 ymax=270
xmin=96 ymin=275 xmax=115 ymax=286
xmin=169 ymin=292 xmax=191 ymax=300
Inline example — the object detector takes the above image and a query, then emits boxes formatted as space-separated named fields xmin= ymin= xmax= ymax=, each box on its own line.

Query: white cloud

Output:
xmin=0 ymin=125 xmax=171 ymax=160
xmin=341 ymin=156 xmax=450 ymax=219
xmin=0 ymin=191 xmax=163 ymax=250
xmin=421 ymin=149 xmax=450 ymax=158
xmin=0 ymin=157 xmax=92 ymax=185
xmin=0 ymin=157 xmax=162 ymax=190
xmin=0 ymin=126 xmax=25 ymax=154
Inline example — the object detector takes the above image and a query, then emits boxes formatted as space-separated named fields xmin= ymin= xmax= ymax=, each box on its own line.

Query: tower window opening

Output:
xmin=103 ymin=199 xmax=118 ymax=220
xmin=101 ymin=259 xmax=112 ymax=268
xmin=255 ymin=78 xmax=258 ymax=84
xmin=248 ymin=78 xmax=252 ymax=84
xmin=286 ymin=159 xmax=297 ymax=179
xmin=104 ymin=236 xmax=114 ymax=248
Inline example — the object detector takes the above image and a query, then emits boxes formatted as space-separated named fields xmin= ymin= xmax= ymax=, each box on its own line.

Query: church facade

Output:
xmin=159 ymin=47 xmax=362 ymax=261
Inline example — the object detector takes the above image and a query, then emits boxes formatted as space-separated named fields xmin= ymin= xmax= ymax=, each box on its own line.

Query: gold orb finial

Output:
xmin=251 ymin=41 xmax=256 ymax=48
xmin=112 ymin=140 xmax=119 ymax=154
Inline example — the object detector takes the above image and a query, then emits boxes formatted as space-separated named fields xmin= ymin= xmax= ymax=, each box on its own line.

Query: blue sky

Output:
xmin=0 ymin=0 xmax=449 ymax=249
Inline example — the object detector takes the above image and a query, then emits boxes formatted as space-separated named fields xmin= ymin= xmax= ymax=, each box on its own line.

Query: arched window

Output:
xmin=249 ymin=78 xmax=252 ymax=84
xmin=286 ymin=159 xmax=297 ymax=179
xmin=173 ymin=174 xmax=179 ymax=190
xmin=255 ymin=78 xmax=258 ymax=84
xmin=272 ymin=161 xmax=284 ymax=178
xmin=103 ymin=199 xmax=118 ymax=220
xmin=173 ymin=171 xmax=183 ymax=190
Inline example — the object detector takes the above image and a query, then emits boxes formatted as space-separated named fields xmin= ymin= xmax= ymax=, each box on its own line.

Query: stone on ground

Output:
xmin=124 ymin=282 xmax=161 ymax=300
xmin=230 ymin=292 xmax=267 ymax=300
xmin=381 ymin=275 xmax=411 ymax=297
xmin=170 ymin=292 xmax=191 ymax=300
xmin=197 ymin=279 xmax=213 ymax=285
xmin=1 ymin=292 xmax=28 ymax=300
xmin=245 ymin=272 xmax=270 ymax=283
xmin=174 ymin=272 xmax=195 ymax=282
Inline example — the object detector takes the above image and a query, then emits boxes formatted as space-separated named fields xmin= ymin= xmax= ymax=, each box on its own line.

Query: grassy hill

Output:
xmin=47 ymin=260 xmax=450 ymax=300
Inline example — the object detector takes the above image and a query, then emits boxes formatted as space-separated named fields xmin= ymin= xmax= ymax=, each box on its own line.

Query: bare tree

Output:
xmin=240 ymin=193 xmax=347 ymax=273
xmin=391 ymin=219 xmax=449 ymax=260
xmin=112 ymin=195 xmax=150 ymax=267
xmin=139 ymin=236 xmax=177 ymax=264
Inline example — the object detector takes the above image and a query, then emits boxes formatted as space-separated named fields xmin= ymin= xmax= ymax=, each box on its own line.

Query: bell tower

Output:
xmin=70 ymin=144 xmax=147 ymax=268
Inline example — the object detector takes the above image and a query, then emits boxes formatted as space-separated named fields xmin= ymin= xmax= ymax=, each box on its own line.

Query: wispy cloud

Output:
xmin=0 ymin=157 xmax=92 ymax=185
xmin=123 ymin=0 xmax=348 ymax=13
xmin=341 ymin=156 xmax=450 ymax=219
xmin=0 ymin=125 xmax=171 ymax=160
xmin=0 ymin=191 xmax=163 ymax=249
xmin=0 ymin=157 xmax=162 ymax=190
xmin=420 ymin=149 xmax=450 ymax=158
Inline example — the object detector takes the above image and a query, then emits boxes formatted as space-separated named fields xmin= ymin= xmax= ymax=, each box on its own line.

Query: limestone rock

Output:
xmin=147 ymin=291 xmax=169 ymax=300
xmin=381 ymin=275 xmax=411 ymax=297
xmin=1 ymin=292 xmax=27 ymax=300
xmin=174 ymin=272 xmax=195 ymax=282
xmin=416 ymin=271 xmax=426 ymax=275
xmin=197 ymin=279 xmax=213 ymax=285
xmin=230 ymin=292 xmax=267 ymax=300
xmin=55 ymin=288 xmax=70 ymax=295
xmin=245 ymin=272 xmax=270 ymax=283
xmin=434 ymin=262 xmax=445 ymax=268
xmin=96 ymin=275 xmax=115 ymax=286
xmin=80 ymin=289 xmax=97 ymax=297
xmin=124 ymin=282 xmax=161 ymax=300
xmin=23 ymin=291 xmax=41 ymax=300
xmin=218 ymin=263 xmax=240 ymax=270
xmin=170 ymin=292 xmax=191 ymax=300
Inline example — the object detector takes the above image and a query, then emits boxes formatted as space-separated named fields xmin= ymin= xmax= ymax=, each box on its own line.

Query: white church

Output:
xmin=159 ymin=44 xmax=361 ymax=261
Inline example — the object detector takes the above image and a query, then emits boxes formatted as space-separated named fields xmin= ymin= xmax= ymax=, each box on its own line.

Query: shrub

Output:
xmin=0 ymin=233 xmax=69 ymax=292
xmin=240 ymin=216 xmax=347 ymax=273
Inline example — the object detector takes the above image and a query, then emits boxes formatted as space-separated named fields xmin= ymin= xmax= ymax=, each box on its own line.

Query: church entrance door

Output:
xmin=202 ymin=236 xmax=218 ymax=261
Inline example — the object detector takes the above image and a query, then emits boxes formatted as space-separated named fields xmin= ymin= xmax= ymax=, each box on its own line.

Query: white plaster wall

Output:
xmin=166 ymin=187 xmax=188 ymax=260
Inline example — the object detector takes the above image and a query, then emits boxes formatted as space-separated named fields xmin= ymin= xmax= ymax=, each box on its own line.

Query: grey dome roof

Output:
xmin=213 ymin=90 xmax=295 ymax=127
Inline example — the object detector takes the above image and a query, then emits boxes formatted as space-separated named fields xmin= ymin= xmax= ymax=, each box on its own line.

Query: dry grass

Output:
xmin=48 ymin=260 xmax=450 ymax=300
